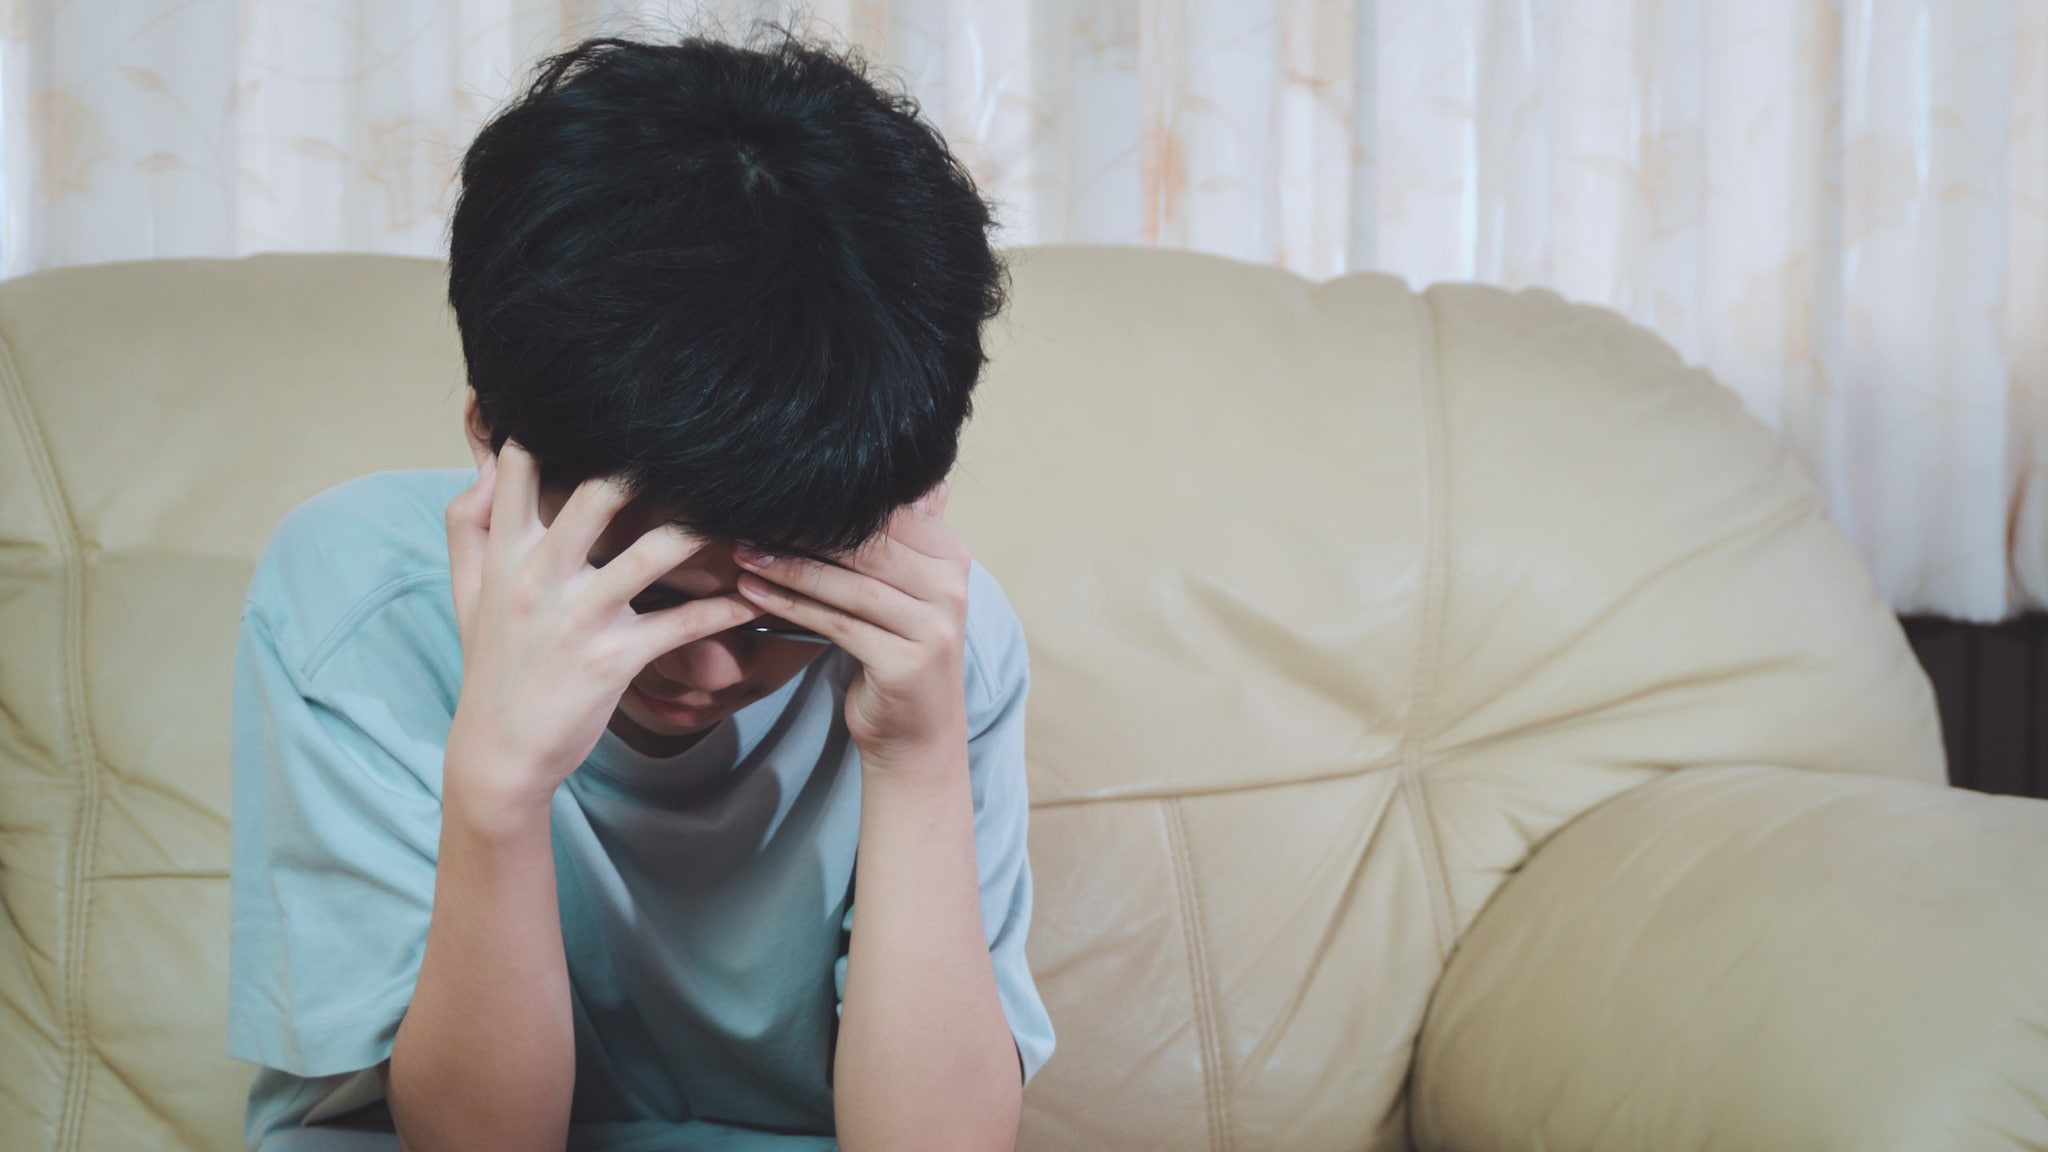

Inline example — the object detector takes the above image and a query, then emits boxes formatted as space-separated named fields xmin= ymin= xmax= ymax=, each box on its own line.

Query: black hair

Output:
xmin=444 ymin=21 xmax=1006 ymax=557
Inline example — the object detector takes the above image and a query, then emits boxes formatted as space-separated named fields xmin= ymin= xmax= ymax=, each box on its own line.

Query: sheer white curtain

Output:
xmin=4 ymin=0 xmax=2042 ymax=620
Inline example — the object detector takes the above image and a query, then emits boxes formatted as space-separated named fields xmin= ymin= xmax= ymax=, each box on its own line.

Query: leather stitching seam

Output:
xmin=1164 ymin=798 xmax=1231 ymax=1152
xmin=1399 ymin=290 xmax=1457 ymax=960
xmin=0 ymin=321 xmax=98 ymax=1152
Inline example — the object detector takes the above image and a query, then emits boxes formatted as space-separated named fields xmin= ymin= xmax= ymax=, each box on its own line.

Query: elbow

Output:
xmin=967 ymin=1075 xmax=1024 ymax=1152
xmin=836 ymin=1065 xmax=1022 ymax=1152
xmin=386 ymin=1035 xmax=571 ymax=1152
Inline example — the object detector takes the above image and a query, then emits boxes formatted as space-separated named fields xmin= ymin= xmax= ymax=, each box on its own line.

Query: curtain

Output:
xmin=4 ymin=0 xmax=2042 ymax=621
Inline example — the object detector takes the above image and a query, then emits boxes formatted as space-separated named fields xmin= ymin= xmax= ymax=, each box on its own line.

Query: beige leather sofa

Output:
xmin=3 ymin=246 xmax=2046 ymax=1152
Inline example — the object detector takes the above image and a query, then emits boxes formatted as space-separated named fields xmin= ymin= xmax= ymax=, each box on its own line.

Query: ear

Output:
xmin=462 ymin=390 xmax=492 ymax=469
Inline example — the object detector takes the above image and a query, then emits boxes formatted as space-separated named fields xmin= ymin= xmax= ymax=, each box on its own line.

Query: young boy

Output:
xmin=227 ymin=27 xmax=1053 ymax=1152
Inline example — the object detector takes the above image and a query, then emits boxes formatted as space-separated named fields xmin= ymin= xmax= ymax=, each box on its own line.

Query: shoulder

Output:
xmin=962 ymin=559 xmax=1029 ymax=722
xmin=244 ymin=468 xmax=472 ymax=673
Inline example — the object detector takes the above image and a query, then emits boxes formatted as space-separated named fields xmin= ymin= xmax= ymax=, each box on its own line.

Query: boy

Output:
xmin=227 ymin=26 xmax=1053 ymax=1152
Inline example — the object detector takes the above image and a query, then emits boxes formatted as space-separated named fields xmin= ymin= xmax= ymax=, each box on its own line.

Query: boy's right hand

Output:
xmin=441 ymin=441 xmax=764 ymax=815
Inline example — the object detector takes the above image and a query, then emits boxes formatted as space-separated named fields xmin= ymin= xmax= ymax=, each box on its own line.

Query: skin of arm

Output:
xmin=831 ymin=745 xmax=1024 ymax=1152
xmin=382 ymin=446 xmax=765 ymax=1152
xmin=732 ymin=484 xmax=1024 ymax=1152
xmin=384 ymin=774 xmax=571 ymax=1152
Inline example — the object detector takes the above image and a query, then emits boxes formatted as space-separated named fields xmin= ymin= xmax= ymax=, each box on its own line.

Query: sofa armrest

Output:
xmin=1412 ymin=765 xmax=2048 ymax=1152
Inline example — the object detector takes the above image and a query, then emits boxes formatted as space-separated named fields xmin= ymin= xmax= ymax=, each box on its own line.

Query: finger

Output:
xmin=774 ymin=532 xmax=951 ymax=605
xmin=731 ymin=550 xmax=926 ymax=639
xmin=444 ymin=455 xmax=498 ymax=634
xmin=536 ymin=473 xmax=637 ymax=579
xmin=446 ymin=454 xmax=497 ymax=545
xmin=625 ymin=593 xmax=767 ymax=666
xmin=735 ymin=571 xmax=905 ymax=666
xmin=486 ymin=441 xmax=545 ymax=564
xmin=585 ymin=521 xmax=716 ymax=607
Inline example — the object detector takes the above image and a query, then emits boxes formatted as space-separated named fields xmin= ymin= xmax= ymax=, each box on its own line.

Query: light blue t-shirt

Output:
xmin=228 ymin=468 xmax=1055 ymax=1152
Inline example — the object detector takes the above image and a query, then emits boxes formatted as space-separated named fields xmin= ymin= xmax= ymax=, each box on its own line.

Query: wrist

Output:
xmin=857 ymin=728 xmax=969 ymax=781
xmin=442 ymin=734 xmax=559 ymax=839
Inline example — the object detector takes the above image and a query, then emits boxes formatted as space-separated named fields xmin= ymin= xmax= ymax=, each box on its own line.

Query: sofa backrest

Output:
xmin=0 ymin=246 xmax=1941 ymax=1151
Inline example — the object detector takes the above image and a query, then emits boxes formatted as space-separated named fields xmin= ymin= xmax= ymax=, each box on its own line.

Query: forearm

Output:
xmin=387 ymin=765 xmax=574 ymax=1152
xmin=833 ymin=744 xmax=1022 ymax=1152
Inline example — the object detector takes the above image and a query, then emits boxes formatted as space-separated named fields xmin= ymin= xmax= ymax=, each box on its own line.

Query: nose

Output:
xmin=648 ymin=633 xmax=751 ymax=696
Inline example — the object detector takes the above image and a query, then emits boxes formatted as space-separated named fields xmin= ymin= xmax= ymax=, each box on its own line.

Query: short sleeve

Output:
xmin=961 ymin=565 xmax=1057 ymax=1084
xmin=227 ymin=581 xmax=457 ymax=1080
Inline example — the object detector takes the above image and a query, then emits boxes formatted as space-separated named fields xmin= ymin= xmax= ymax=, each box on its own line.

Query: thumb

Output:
xmin=445 ymin=455 xmax=497 ymax=638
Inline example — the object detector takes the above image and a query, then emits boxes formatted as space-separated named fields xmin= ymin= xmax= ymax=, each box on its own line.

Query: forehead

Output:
xmin=542 ymin=486 xmax=729 ymax=593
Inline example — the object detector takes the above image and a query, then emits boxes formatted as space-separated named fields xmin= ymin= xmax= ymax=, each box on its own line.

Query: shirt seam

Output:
xmin=965 ymin=629 xmax=996 ymax=715
xmin=287 ymin=569 xmax=451 ymax=683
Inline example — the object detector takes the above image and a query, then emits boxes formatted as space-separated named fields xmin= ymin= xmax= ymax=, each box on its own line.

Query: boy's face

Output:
xmin=464 ymin=395 xmax=826 ymax=758
xmin=535 ymin=486 xmax=830 ymax=757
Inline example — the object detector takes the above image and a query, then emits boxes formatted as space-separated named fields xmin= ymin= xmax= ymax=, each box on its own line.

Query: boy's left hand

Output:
xmin=731 ymin=483 xmax=968 ymax=771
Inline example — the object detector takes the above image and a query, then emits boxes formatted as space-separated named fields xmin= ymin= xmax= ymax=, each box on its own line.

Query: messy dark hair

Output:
xmin=445 ymin=22 xmax=1006 ymax=556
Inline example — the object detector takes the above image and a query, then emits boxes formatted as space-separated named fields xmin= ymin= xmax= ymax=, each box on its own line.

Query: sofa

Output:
xmin=2 ymin=245 xmax=2045 ymax=1151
